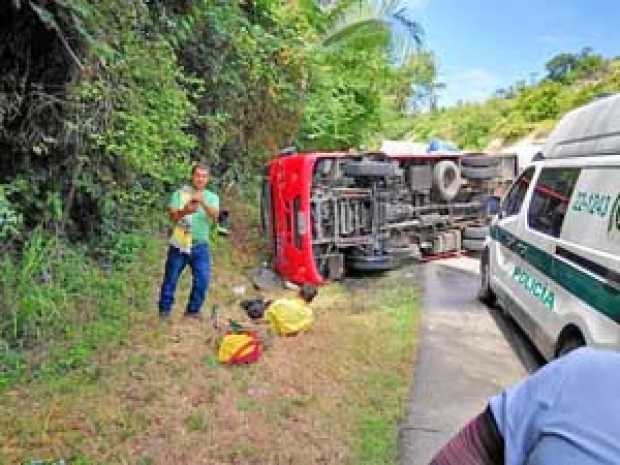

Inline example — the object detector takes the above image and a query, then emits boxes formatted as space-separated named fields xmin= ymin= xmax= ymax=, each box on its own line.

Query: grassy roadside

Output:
xmin=0 ymin=197 xmax=420 ymax=465
xmin=0 ymin=233 xmax=161 ymax=391
xmin=349 ymin=281 xmax=418 ymax=465
xmin=322 ymin=276 xmax=419 ymax=465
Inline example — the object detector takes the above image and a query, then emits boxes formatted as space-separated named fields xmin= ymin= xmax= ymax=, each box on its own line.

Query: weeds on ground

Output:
xmin=0 ymin=229 xmax=158 ymax=390
xmin=326 ymin=277 xmax=419 ymax=465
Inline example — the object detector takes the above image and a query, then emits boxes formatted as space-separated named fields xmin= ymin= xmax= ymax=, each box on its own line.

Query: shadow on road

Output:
xmin=486 ymin=305 xmax=545 ymax=373
xmin=431 ymin=256 xmax=546 ymax=373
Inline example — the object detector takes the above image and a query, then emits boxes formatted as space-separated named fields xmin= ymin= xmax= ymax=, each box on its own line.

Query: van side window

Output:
xmin=501 ymin=167 xmax=535 ymax=217
xmin=528 ymin=168 xmax=581 ymax=238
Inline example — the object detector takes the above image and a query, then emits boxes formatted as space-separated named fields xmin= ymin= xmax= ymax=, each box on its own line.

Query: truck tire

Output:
xmin=342 ymin=161 xmax=395 ymax=178
xmin=461 ymin=155 xmax=500 ymax=168
xmin=463 ymin=238 xmax=485 ymax=252
xmin=347 ymin=254 xmax=395 ymax=271
xmin=461 ymin=165 xmax=499 ymax=180
xmin=433 ymin=160 xmax=461 ymax=202
xmin=463 ymin=225 xmax=490 ymax=240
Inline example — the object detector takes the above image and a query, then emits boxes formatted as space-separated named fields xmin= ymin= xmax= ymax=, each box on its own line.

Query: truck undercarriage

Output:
xmin=309 ymin=153 xmax=515 ymax=279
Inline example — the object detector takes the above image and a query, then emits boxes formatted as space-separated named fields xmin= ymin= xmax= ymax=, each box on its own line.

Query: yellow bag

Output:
xmin=265 ymin=298 xmax=314 ymax=336
xmin=169 ymin=189 xmax=193 ymax=254
xmin=218 ymin=332 xmax=262 ymax=364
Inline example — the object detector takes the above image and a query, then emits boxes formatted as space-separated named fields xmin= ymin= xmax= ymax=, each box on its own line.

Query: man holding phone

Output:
xmin=158 ymin=164 xmax=219 ymax=320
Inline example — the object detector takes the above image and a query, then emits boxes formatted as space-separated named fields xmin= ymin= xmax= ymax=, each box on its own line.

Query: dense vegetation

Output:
xmin=400 ymin=49 xmax=620 ymax=150
xmin=0 ymin=0 xmax=434 ymax=382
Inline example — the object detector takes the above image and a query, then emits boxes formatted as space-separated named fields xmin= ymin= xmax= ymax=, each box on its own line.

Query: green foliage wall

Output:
xmin=0 ymin=0 xmax=317 ymax=250
xmin=296 ymin=45 xmax=387 ymax=150
xmin=167 ymin=0 xmax=310 ymax=178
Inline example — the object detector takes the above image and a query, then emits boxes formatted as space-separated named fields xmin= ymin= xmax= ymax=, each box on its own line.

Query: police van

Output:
xmin=479 ymin=93 xmax=620 ymax=360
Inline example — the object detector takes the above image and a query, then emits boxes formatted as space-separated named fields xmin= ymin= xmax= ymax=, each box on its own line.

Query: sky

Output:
xmin=407 ymin=0 xmax=620 ymax=107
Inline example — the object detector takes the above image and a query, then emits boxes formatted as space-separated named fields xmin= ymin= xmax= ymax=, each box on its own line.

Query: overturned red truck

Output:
xmin=260 ymin=149 xmax=517 ymax=284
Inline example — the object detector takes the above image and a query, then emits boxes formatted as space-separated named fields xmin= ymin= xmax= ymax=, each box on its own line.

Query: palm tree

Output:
xmin=321 ymin=0 xmax=424 ymax=65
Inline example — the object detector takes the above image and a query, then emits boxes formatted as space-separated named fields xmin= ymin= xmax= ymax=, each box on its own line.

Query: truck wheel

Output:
xmin=478 ymin=249 xmax=496 ymax=305
xmin=461 ymin=155 xmax=500 ymax=168
xmin=463 ymin=238 xmax=485 ymax=252
xmin=347 ymin=254 xmax=396 ymax=271
xmin=342 ymin=161 xmax=396 ymax=178
xmin=463 ymin=225 xmax=490 ymax=240
xmin=433 ymin=160 xmax=461 ymax=202
xmin=462 ymin=165 xmax=499 ymax=180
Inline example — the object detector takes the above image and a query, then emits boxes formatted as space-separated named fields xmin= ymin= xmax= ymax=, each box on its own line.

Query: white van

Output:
xmin=479 ymin=93 xmax=620 ymax=360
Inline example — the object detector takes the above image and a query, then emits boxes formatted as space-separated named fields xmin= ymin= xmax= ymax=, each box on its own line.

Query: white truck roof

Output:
xmin=544 ymin=93 xmax=620 ymax=159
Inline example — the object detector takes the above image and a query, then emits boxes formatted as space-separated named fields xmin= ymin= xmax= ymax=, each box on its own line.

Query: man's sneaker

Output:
xmin=184 ymin=311 xmax=203 ymax=321
xmin=159 ymin=312 xmax=172 ymax=323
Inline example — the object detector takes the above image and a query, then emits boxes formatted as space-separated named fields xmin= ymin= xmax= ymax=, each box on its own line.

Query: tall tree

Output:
xmin=545 ymin=52 xmax=579 ymax=81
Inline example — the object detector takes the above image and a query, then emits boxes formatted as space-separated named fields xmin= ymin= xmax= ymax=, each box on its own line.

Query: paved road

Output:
xmin=399 ymin=257 xmax=542 ymax=465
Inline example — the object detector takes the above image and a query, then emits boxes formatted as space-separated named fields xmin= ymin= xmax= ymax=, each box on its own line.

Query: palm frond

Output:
xmin=323 ymin=0 xmax=424 ymax=65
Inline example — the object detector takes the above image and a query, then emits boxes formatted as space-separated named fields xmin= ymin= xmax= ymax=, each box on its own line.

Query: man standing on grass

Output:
xmin=158 ymin=164 xmax=219 ymax=320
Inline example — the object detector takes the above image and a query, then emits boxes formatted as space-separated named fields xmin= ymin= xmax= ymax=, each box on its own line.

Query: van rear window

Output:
xmin=528 ymin=168 xmax=581 ymax=238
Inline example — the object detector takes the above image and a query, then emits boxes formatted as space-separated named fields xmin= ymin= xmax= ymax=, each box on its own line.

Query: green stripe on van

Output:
xmin=490 ymin=225 xmax=620 ymax=323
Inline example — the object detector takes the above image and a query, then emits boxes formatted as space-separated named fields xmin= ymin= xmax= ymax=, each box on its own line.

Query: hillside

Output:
xmin=395 ymin=51 xmax=620 ymax=151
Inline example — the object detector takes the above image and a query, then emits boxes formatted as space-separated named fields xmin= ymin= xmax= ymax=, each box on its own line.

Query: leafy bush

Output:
xmin=297 ymin=46 xmax=387 ymax=150
xmin=0 ymin=229 xmax=156 ymax=388
xmin=0 ymin=186 xmax=22 ymax=244
xmin=514 ymin=81 xmax=562 ymax=122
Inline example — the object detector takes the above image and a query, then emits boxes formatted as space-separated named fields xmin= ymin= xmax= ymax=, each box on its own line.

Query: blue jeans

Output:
xmin=158 ymin=244 xmax=211 ymax=314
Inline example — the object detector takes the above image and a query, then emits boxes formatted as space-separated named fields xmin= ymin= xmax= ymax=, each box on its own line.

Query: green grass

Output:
xmin=0 ymin=225 xmax=419 ymax=464
xmin=0 ymin=231 xmax=161 ymax=391
xmin=184 ymin=409 xmax=211 ymax=432
xmin=311 ymin=275 xmax=419 ymax=465
xmin=351 ymin=282 xmax=418 ymax=465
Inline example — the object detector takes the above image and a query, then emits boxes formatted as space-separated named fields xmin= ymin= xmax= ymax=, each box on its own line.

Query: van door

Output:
xmin=522 ymin=167 xmax=581 ymax=355
xmin=554 ymin=167 xmax=620 ymax=350
xmin=491 ymin=167 xmax=535 ymax=318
